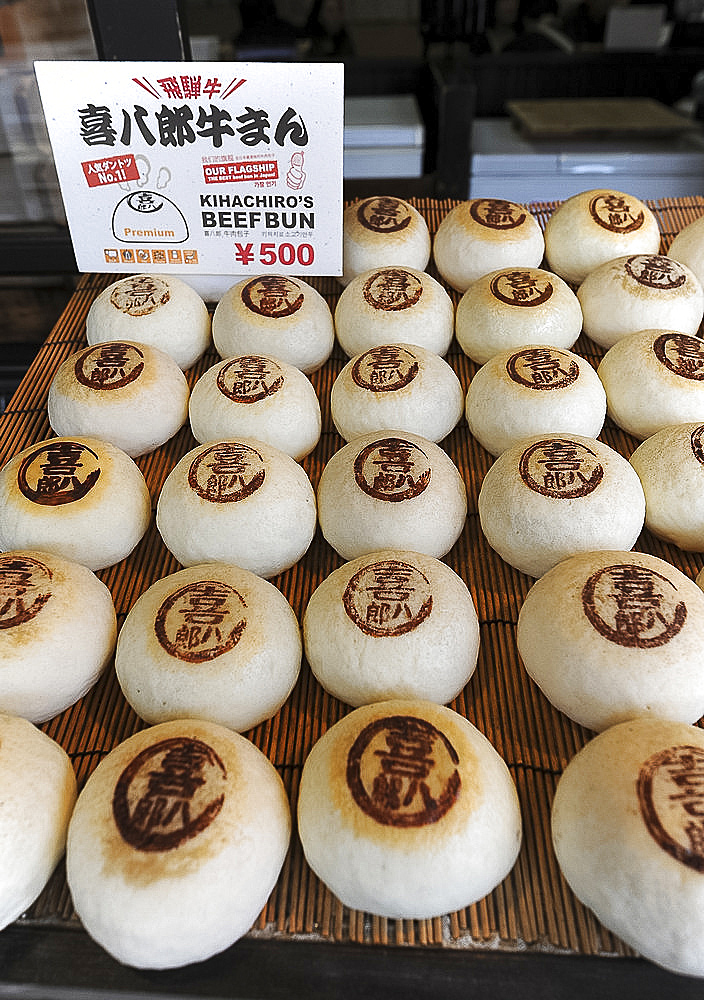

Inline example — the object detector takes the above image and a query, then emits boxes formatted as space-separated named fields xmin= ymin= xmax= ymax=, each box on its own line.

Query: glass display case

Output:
xmin=2 ymin=5 xmax=704 ymax=996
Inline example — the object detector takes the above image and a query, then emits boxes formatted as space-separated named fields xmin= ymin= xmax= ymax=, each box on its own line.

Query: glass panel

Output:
xmin=0 ymin=0 xmax=96 ymax=225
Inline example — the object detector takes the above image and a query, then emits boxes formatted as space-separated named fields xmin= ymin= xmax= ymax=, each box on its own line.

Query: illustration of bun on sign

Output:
xmin=112 ymin=190 xmax=189 ymax=243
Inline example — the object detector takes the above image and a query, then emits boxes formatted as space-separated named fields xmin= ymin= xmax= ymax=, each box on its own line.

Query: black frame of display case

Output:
xmin=3 ymin=925 xmax=704 ymax=1000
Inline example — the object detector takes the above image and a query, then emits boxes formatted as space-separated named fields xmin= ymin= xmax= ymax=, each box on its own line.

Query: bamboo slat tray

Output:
xmin=3 ymin=195 xmax=704 ymax=972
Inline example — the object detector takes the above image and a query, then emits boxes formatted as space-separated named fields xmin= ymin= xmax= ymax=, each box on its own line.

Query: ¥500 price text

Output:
xmin=234 ymin=242 xmax=315 ymax=267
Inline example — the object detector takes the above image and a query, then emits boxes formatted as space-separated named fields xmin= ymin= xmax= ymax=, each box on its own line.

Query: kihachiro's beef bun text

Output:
xmin=0 ymin=436 xmax=152 ymax=572
xmin=48 ymin=340 xmax=190 ymax=458
xmin=340 ymin=197 xmax=431 ymax=287
xmin=597 ymin=330 xmax=704 ymax=440
xmin=543 ymin=189 xmax=661 ymax=285
xmin=66 ymin=719 xmax=290 ymax=969
xmin=466 ymin=345 xmax=606 ymax=457
xmin=577 ymin=253 xmax=703 ymax=350
xmin=551 ymin=717 xmax=704 ymax=978
xmin=86 ymin=274 xmax=211 ymax=371
xmin=189 ymin=354 xmax=321 ymax=461
xmin=156 ymin=438 xmax=316 ymax=578
xmin=297 ymin=699 xmax=522 ymax=919
xmin=517 ymin=549 xmax=704 ymax=732
xmin=478 ymin=434 xmax=645 ymax=578
xmin=334 ymin=266 xmax=454 ymax=358
xmin=212 ymin=274 xmax=334 ymax=374
xmin=455 ymin=267 xmax=582 ymax=365
xmin=317 ymin=431 xmax=467 ymax=561
xmin=331 ymin=344 xmax=464 ymax=444
xmin=115 ymin=562 xmax=301 ymax=732
xmin=433 ymin=200 xmax=545 ymax=294
xmin=303 ymin=549 xmax=479 ymax=707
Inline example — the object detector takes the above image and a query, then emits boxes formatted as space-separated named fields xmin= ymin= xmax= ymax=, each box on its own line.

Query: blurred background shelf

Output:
xmin=1 ymin=0 xmax=704 ymax=417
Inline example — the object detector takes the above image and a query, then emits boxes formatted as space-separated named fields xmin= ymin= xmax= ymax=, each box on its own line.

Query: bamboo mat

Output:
xmin=4 ymin=195 xmax=704 ymax=961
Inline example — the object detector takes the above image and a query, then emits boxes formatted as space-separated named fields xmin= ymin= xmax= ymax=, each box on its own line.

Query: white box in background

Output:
xmin=344 ymin=94 xmax=425 ymax=178
xmin=470 ymin=117 xmax=704 ymax=203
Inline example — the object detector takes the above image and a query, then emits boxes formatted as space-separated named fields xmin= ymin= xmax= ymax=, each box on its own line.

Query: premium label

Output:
xmin=346 ymin=715 xmax=461 ymax=827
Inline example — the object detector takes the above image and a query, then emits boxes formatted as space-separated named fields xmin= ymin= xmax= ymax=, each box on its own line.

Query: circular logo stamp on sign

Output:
xmin=588 ymin=193 xmax=645 ymax=234
xmin=240 ymin=275 xmax=304 ymax=318
xmin=506 ymin=347 xmax=579 ymax=391
xmin=351 ymin=346 xmax=420 ymax=393
xmin=690 ymin=425 xmax=704 ymax=467
xmin=113 ymin=736 xmax=227 ymax=852
xmin=581 ymin=563 xmax=687 ymax=648
xmin=17 ymin=440 xmax=101 ymax=507
xmin=653 ymin=333 xmax=704 ymax=381
xmin=155 ymin=580 xmax=248 ymax=663
xmin=343 ymin=558 xmax=433 ymax=637
xmin=624 ymin=254 xmax=687 ymax=291
xmin=0 ymin=554 xmax=53 ymax=629
xmin=110 ymin=275 xmax=170 ymax=316
xmin=74 ymin=342 xmax=145 ymax=391
xmin=346 ymin=715 xmax=461 ymax=827
xmin=356 ymin=197 xmax=412 ymax=234
xmin=353 ymin=436 xmax=431 ymax=502
xmin=216 ymin=355 xmax=285 ymax=404
xmin=362 ymin=269 xmax=423 ymax=312
xmin=469 ymin=199 xmax=526 ymax=230
xmin=188 ymin=442 xmax=266 ymax=503
xmin=489 ymin=270 xmax=553 ymax=308
xmin=519 ymin=437 xmax=603 ymax=499
xmin=637 ymin=744 xmax=704 ymax=873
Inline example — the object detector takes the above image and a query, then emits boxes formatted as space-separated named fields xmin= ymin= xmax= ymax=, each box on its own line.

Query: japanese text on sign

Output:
xmin=34 ymin=61 xmax=344 ymax=280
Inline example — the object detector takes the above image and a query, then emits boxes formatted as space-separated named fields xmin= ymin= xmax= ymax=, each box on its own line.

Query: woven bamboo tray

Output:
xmin=3 ymin=195 xmax=704 ymax=962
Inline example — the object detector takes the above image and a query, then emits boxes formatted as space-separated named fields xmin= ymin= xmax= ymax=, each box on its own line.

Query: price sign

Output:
xmin=34 ymin=61 xmax=344 ymax=291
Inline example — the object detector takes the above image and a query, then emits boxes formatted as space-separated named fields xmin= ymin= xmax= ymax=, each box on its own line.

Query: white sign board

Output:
xmin=34 ymin=61 xmax=344 ymax=291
